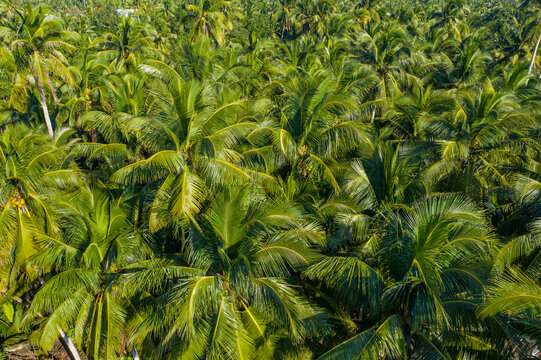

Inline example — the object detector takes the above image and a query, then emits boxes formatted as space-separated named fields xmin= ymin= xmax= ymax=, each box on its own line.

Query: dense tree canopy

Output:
xmin=0 ymin=0 xmax=540 ymax=359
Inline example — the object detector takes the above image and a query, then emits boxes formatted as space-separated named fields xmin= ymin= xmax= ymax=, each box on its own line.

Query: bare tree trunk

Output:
xmin=529 ymin=33 xmax=541 ymax=75
xmin=59 ymin=329 xmax=81 ymax=360
xmin=131 ymin=347 xmax=140 ymax=360
xmin=32 ymin=73 xmax=54 ymax=139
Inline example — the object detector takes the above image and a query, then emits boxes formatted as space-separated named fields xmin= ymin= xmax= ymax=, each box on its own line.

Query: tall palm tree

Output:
xmin=520 ymin=0 xmax=541 ymax=74
xmin=0 ymin=4 xmax=77 ymax=138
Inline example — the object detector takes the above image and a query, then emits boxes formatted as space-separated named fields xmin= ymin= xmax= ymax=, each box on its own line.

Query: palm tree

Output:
xmin=342 ymin=139 xmax=425 ymax=208
xmin=59 ymin=37 xmax=111 ymax=129
xmin=350 ymin=21 xmax=412 ymax=122
xmin=480 ymin=216 xmax=541 ymax=357
xmin=81 ymin=72 xmax=158 ymax=145
xmin=481 ymin=268 xmax=541 ymax=356
xmin=0 ymin=124 xmax=79 ymax=281
xmin=111 ymin=61 xmax=260 ymax=231
xmin=422 ymin=81 xmax=534 ymax=199
xmin=271 ymin=0 xmax=298 ymax=40
xmin=0 ymin=4 xmax=77 ymax=138
xmin=181 ymin=0 xmax=239 ymax=45
xmin=261 ymin=71 xmax=370 ymax=192
xmin=127 ymin=185 xmax=326 ymax=359
xmin=26 ymin=185 xmax=150 ymax=360
xmin=382 ymin=78 xmax=455 ymax=140
xmin=311 ymin=196 xmax=499 ymax=359
xmin=424 ymin=34 xmax=490 ymax=89
xmin=301 ymin=0 xmax=337 ymax=40
xmin=92 ymin=15 xmax=158 ymax=72
xmin=520 ymin=0 xmax=541 ymax=74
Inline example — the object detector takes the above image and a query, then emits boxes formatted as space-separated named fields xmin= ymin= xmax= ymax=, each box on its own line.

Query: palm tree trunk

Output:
xmin=131 ymin=347 xmax=140 ymax=360
xmin=202 ymin=21 xmax=209 ymax=37
xmin=528 ymin=33 xmax=541 ymax=75
xmin=400 ymin=311 xmax=413 ymax=358
xmin=59 ymin=329 xmax=81 ymax=360
xmin=465 ymin=161 xmax=471 ymax=193
xmin=91 ymin=131 xmax=98 ymax=143
xmin=32 ymin=73 xmax=54 ymax=139
xmin=44 ymin=71 xmax=59 ymax=104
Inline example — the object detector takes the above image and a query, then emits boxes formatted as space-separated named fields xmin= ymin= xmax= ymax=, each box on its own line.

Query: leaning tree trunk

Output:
xmin=32 ymin=73 xmax=54 ymax=139
xmin=528 ymin=33 xmax=541 ymax=75
xmin=59 ymin=329 xmax=81 ymax=360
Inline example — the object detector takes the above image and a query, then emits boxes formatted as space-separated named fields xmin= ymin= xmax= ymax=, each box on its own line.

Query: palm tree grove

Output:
xmin=0 ymin=0 xmax=540 ymax=358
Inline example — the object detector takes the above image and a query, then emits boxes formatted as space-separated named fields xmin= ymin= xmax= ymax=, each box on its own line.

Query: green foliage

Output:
xmin=0 ymin=0 xmax=540 ymax=359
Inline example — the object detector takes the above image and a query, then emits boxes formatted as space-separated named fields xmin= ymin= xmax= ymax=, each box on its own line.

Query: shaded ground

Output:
xmin=4 ymin=339 xmax=86 ymax=360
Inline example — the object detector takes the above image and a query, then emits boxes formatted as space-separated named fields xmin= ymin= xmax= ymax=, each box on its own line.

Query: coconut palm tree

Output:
xmin=349 ymin=21 xmax=412 ymax=123
xmin=111 ymin=61 xmax=262 ymax=231
xmin=81 ymin=72 xmax=158 ymax=145
xmin=311 ymin=196 xmax=501 ymax=359
xmin=127 ymin=185 xmax=326 ymax=359
xmin=383 ymin=78 xmax=455 ymax=140
xmin=0 ymin=124 xmax=79 ymax=281
xmin=261 ymin=70 xmax=371 ymax=192
xmin=59 ymin=38 xmax=111 ymax=129
xmin=0 ymin=4 xmax=77 ymax=138
xmin=181 ymin=0 xmax=238 ymax=45
xmin=92 ymin=15 xmax=158 ymax=72
xmin=271 ymin=0 xmax=299 ymax=40
xmin=422 ymin=80 xmax=534 ymax=199
xmin=25 ymin=185 xmax=150 ymax=360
